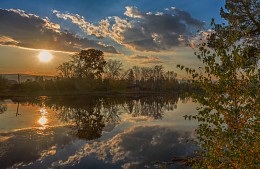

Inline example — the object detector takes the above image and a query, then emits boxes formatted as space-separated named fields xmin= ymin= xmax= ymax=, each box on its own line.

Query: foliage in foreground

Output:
xmin=180 ymin=0 xmax=260 ymax=168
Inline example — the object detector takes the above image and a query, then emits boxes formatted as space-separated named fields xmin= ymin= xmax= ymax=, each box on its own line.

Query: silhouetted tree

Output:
xmin=127 ymin=69 xmax=135 ymax=84
xmin=57 ymin=62 xmax=73 ymax=78
xmin=0 ymin=76 xmax=9 ymax=92
xmin=57 ymin=49 xmax=107 ymax=79
xmin=104 ymin=59 xmax=123 ymax=80
xmin=132 ymin=66 xmax=141 ymax=82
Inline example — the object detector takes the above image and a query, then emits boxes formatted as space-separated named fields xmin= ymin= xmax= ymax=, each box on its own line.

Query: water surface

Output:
xmin=0 ymin=95 xmax=198 ymax=169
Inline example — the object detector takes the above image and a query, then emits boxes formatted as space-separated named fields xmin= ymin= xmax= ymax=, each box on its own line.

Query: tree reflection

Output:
xmin=15 ymin=102 xmax=20 ymax=116
xmin=20 ymin=95 xmax=181 ymax=140
xmin=72 ymin=108 xmax=105 ymax=140
xmin=0 ymin=101 xmax=7 ymax=114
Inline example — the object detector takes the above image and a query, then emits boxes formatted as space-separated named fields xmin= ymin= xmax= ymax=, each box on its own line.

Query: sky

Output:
xmin=0 ymin=0 xmax=225 ymax=77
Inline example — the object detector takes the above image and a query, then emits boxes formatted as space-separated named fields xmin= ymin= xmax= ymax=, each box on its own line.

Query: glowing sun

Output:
xmin=38 ymin=50 xmax=53 ymax=62
xmin=38 ymin=116 xmax=47 ymax=125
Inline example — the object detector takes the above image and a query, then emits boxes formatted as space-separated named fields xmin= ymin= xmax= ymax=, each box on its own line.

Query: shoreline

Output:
xmin=0 ymin=90 xmax=188 ymax=98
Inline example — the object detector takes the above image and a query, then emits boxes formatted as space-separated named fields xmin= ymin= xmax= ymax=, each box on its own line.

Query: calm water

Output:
xmin=0 ymin=95 xmax=198 ymax=169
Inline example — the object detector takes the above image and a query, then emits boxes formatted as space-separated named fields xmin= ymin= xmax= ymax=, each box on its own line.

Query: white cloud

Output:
xmin=53 ymin=10 xmax=111 ymax=38
xmin=124 ymin=6 xmax=144 ymax=18
xmin=190 ymin=29 xmax=214 ymax=48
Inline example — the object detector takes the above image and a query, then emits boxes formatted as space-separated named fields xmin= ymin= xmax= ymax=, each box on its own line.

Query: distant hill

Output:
xmin=0 ymin=74 xmax=55 ymax=83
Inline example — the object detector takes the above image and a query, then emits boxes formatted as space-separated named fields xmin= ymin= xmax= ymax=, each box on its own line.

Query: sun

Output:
xmin=38 ymin=50 xmax=53 ymax=62
xmin=38 ymin=116 xmax=47 ymax=125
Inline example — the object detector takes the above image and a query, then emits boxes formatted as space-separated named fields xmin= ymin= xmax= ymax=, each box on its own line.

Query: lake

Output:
xmin=0 ymin=95 xmax=198 ymax=169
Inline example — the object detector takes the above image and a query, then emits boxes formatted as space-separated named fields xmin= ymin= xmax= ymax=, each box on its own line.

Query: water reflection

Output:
xmin=39 ymin=107 xmax=48 ymax=115
xmin=38 ymin=116 xmax=47 ymax=126
xmin=38 ymin=107 xmax=48 ymax=129
xmin=52 ymin=125 xmax=194 ymax=169
xmin=0 ymin=127 xmax=74 ymax=169
xmin=0 ymin=94 xmax=194 ymax=169
xmin=0 ymin=101 xmax=7 ymax=114
xmin=7 ymin=95 xmax=183 ymax=141
xmin=16 ymin=103 xmax=21 ymax=117
xmin=30 ymin=95 xmax=181 ymax=140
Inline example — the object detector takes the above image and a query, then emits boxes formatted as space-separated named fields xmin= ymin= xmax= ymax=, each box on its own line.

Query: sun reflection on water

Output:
xmin=38 ymin=107 xmax=48 ymax=130
xmin=38 ymin=116 xmax=47 ymax=125
xmin=39 ymin=107 xmax=47 ymax=115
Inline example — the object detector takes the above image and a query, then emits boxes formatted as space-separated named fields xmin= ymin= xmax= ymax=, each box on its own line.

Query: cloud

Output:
xmin=53 ymin=10 xmax=110 ymax=38
xmin=190 ymin=29 xmax=214 ymax=48
xmin=0 ymin=9 xmax=118 ymax=53
xmin=124 ymin=6 xmax=144 ymax=18
xmin=53 ymin=7 xmax=204 ymax=52
xmin=51 ymin=125 xmax=194 ymax=169
xmin=0 ymin=127 xmax=75 ymax=169
xmin=127 ymin=55 xmax=164 ymax=64
xmin=110 ymin=6 xmax=205 ymax=52
xmin=0 ymin=36 xmax=19 ymax=46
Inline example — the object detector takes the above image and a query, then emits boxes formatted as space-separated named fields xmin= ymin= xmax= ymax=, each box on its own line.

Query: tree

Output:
xmin=164 ymin=71 xmax=177 ymax=81
xmin=0 ymin=76 xmax=9 ymax=92
xmin=132 ymin=66 xmax=141 ymax=81
xmin=152 ymin=65 xmax=164 ymax=90
xmin=77 ymin=49 xmax=107 ymax=78
xmin=104 ymin=59 xmax=123 ymax=80
xmin=220 ymin=0 xmax=259 ymax=41
xmin=57 ymin=62 xmax=73 ymax=78
xmin=127 ymin=69 xmax=135 ymax=84
xmin=179 ymin=0 xmax=260 ymax=168
xmin=57 ymin=49 xmax=107 ymax=79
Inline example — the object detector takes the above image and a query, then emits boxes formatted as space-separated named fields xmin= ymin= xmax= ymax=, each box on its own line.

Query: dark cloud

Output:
xmin=111 ymin=6 xmax=205 ymax=51
xmin=53 ymin=7 xmax=205 ymax=52
xmin=0 ymin=127 xmax=74 ymax=169
xmin=0 ymin=9 xmax=118 ymax=53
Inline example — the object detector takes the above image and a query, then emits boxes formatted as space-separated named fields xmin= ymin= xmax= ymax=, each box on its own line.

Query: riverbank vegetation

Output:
xmin=180 ymin=0 xmax=260 ymax=168
xmin=0 ymin=49 xmax=195 ymax=96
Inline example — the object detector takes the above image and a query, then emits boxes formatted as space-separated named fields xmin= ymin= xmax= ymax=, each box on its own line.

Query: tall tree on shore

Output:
xmin=0 ymin=76 xmax=9 ymax=92
xmin=57 ymin=62 xmax=73 ymax=78
xmin=104 ymin=59 xmax=123 ymax=80
xmin=127 ymin=69 xmax=135 ymax=84
xmin=57 ymin=49 xmax=107 ymax=79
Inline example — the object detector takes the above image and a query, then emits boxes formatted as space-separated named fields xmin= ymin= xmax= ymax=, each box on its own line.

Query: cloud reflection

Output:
xmin=0 ymin=127 xmax=74 ymax=169
xmin=52 ymin=125 xmax=195 ymax=169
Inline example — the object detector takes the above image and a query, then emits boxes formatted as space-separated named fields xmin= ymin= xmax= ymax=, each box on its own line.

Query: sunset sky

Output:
xmin=0 ymin=0 xmax=225 ymax=77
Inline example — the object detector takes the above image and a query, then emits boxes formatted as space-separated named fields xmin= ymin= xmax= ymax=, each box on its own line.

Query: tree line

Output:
xmin=0 ymin=49 xmax=194 ymax=95
xmin=56 ymin=48 xmax=186 ymax=91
